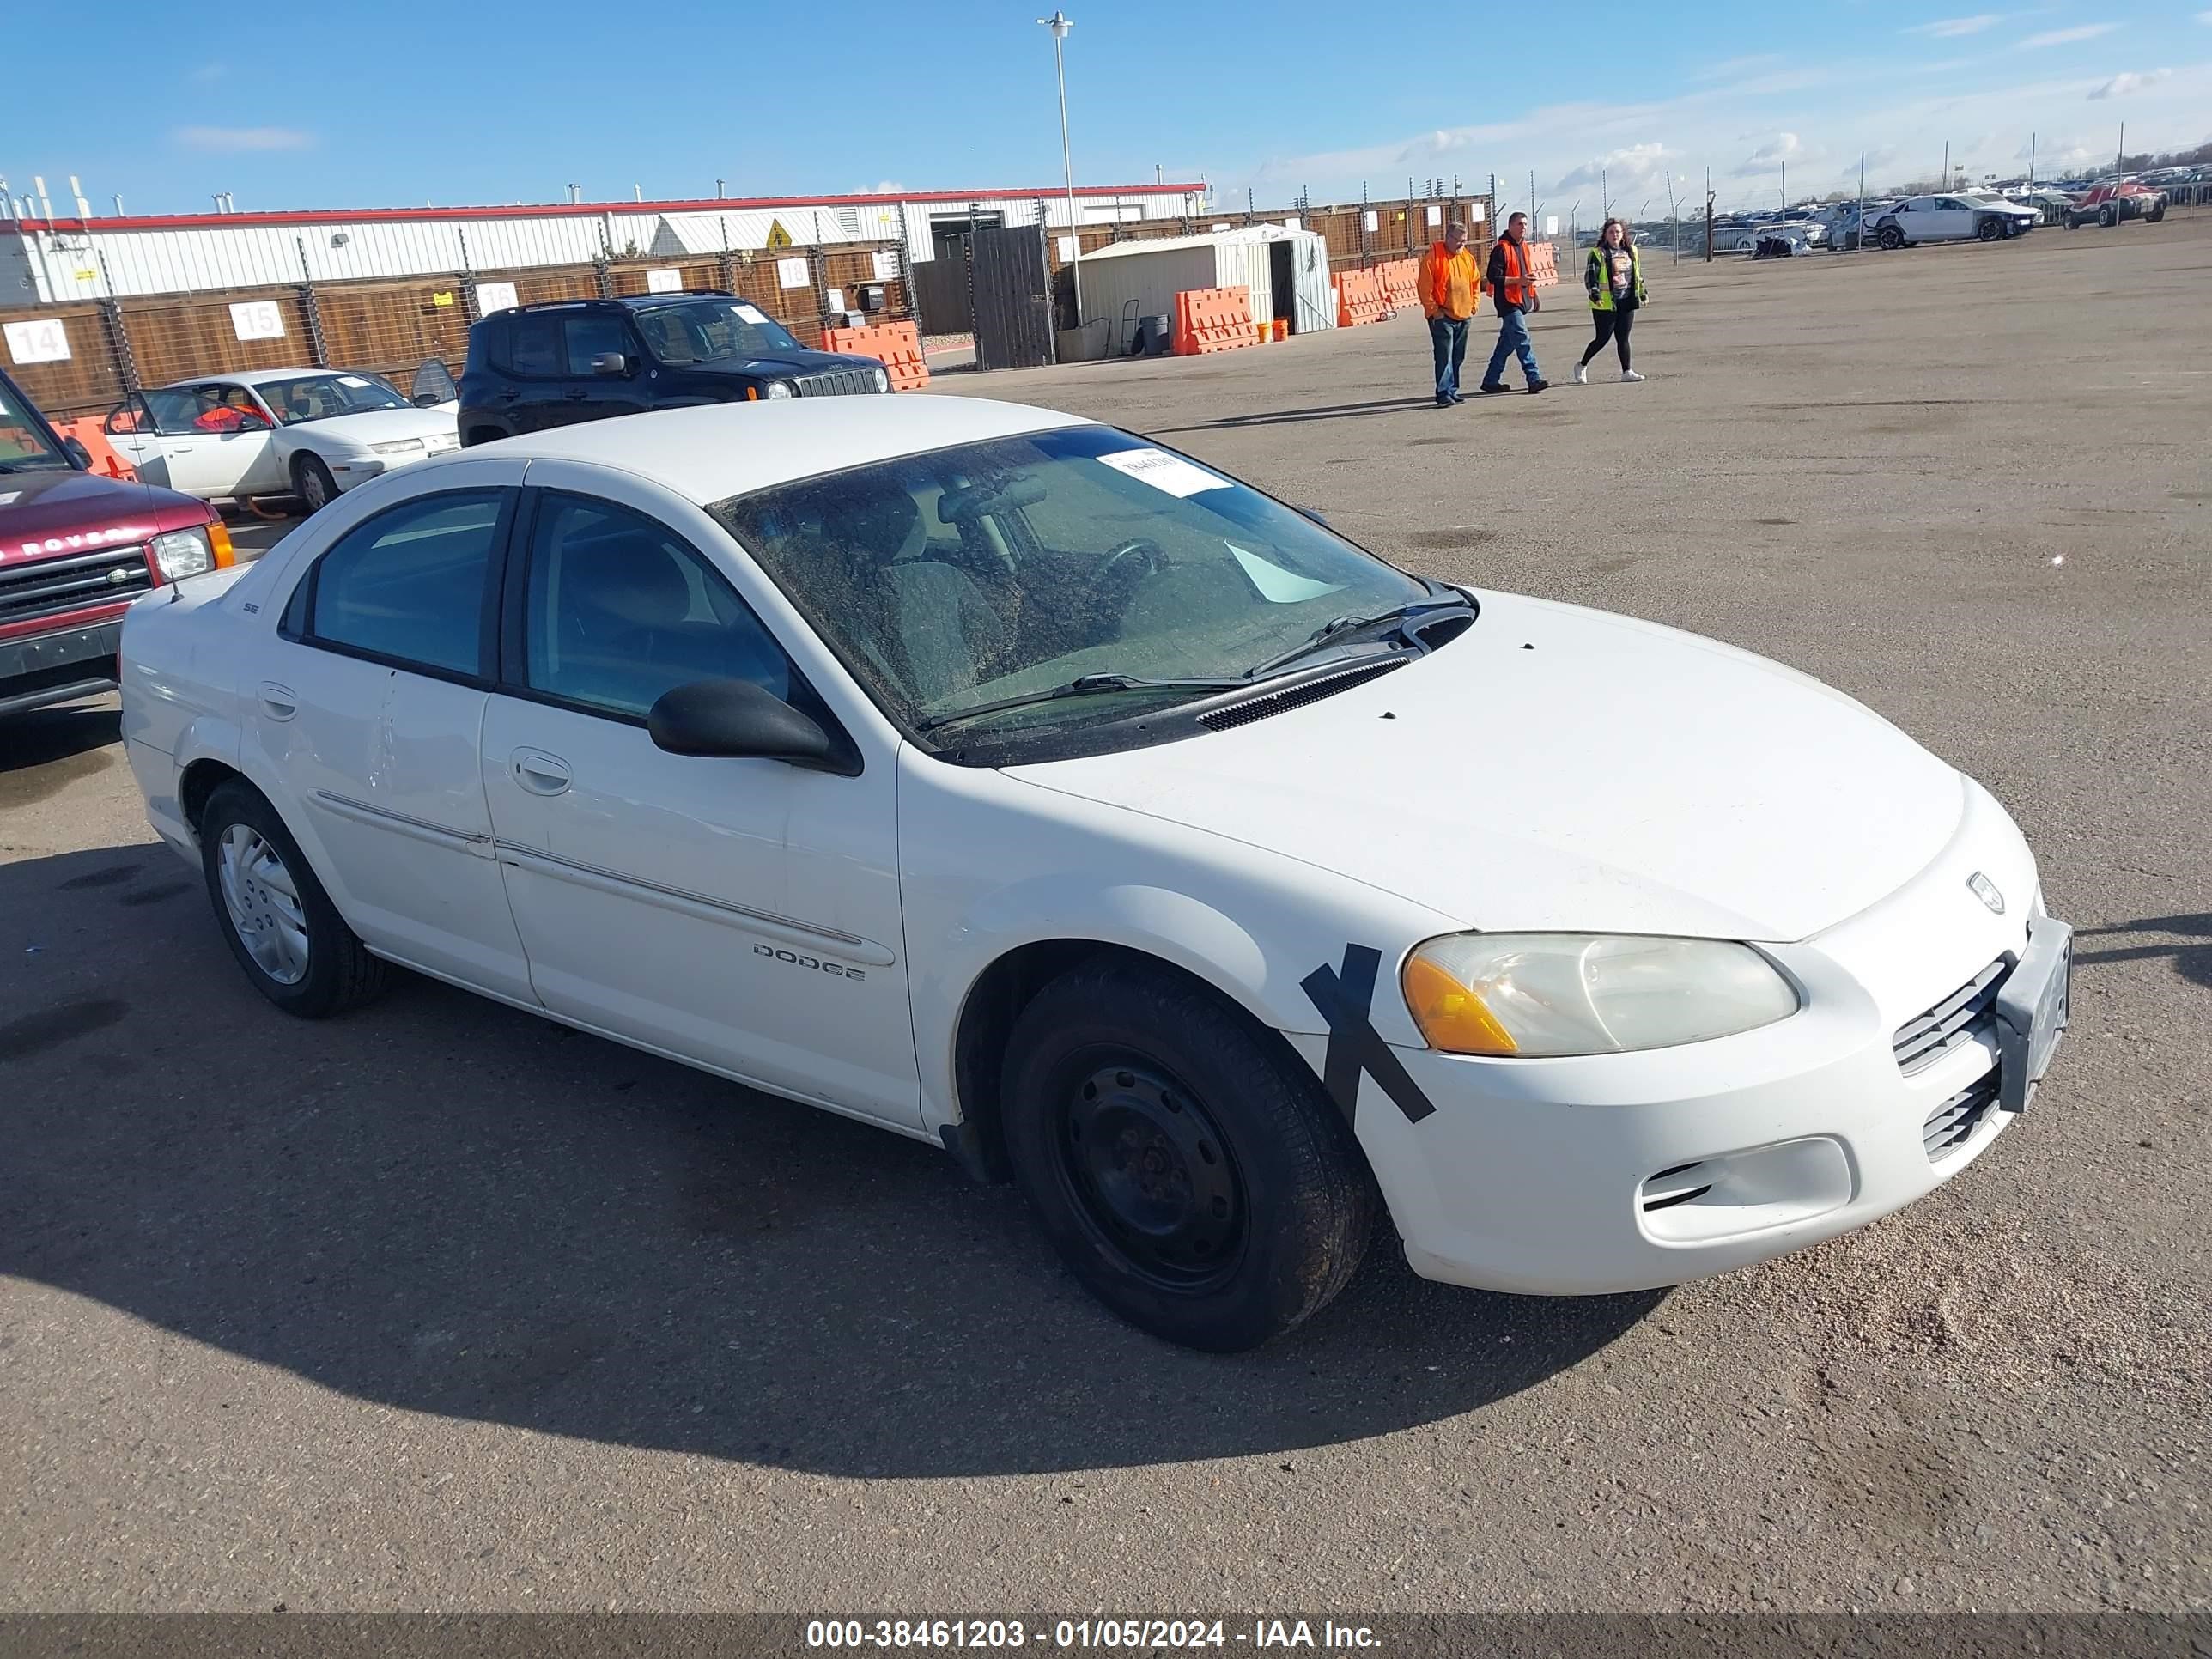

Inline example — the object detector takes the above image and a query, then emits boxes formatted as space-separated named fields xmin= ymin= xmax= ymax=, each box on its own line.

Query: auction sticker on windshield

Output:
xmin=733 ymin=304 xmax=771 ymax=325
xmin=1097 ymin=447 xmax=1232 ymax=499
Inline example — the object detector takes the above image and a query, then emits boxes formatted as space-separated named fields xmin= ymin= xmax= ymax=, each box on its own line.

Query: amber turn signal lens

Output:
xmin=1401 ymin=955 xmax=1519 ymax=1055
xmin=206 ymin=520 xmax=236 ymax=568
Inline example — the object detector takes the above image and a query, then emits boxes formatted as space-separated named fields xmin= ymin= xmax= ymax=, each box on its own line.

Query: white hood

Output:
xmin=1011 ymin=592 xmax=1965 ymax=943
xmin=292 ymin=404 xmax=459 ymax=448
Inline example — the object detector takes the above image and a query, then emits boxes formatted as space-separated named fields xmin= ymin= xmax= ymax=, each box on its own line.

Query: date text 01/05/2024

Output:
xmin=803 ymin=1620 xmax=1382 ymax=1650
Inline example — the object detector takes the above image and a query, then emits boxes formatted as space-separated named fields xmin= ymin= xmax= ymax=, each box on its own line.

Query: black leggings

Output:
xmin=1580 ymin=306 xmax=1635 ymax=369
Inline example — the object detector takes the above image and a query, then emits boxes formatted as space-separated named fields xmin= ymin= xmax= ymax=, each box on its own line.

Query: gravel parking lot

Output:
xmin=4 ymin=219 xmax=2208 ymax=1616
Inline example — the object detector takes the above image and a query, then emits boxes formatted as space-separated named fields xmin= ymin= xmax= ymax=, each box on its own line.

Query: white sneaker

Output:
xmin=1621 ymin=369 xmax=1645 ymax=382
xmin=1571 ymin=364 xmax=1588 ymax=385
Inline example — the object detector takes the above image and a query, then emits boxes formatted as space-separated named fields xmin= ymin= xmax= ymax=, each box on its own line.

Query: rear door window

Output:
xmin=507 ymin=315 xmax=562 ymax=378
xmin=294 ymin=490 xmax=508 ymax=679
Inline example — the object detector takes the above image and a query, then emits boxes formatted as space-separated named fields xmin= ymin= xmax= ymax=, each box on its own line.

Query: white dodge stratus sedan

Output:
xmin=119 ymin=398 xmax=2071 ymax=1350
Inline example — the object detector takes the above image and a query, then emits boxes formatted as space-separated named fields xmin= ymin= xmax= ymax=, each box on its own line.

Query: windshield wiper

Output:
xmin=1241 ymin=592 xmax=1473 ymax=681
xmin=915 ymin=672 xmax=1251 ymax=734
xmin=0 ymin=456 xmax=72 ymax=475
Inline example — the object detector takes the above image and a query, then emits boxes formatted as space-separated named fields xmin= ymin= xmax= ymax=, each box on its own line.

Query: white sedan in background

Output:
xmin=118 ymin=398 xmax=2071 ymax=1351
xmin=104 ymin=368 xmax=461 ymax=514
xmin=1872 ymin=195 xmax=2039 ymax=248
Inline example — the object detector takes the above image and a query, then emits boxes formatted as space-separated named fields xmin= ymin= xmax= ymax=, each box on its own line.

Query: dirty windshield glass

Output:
xmin=0 ymin=381 xmax=71 ymax=472
xmin=257 ymin=374 xmax=411 ymax=425
xmin=635 ymin=301 xmax=804 ymax=365
xmin=712 ymin=425 xmax=1430 ymax=739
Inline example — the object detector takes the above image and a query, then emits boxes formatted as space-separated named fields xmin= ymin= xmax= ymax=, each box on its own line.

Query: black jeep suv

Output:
xmin=458 ymin=292 xmax=890 ymax=447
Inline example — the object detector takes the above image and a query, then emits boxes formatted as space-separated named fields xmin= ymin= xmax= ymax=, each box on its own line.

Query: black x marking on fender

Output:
xmin=1300 ymin=944 xmax=1437 ymax=1127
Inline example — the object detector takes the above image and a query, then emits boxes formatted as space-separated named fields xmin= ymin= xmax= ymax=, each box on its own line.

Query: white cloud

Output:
xmin=2198 ymin=9 xmax=2212 ymax=20
xmin=2088 ymin=68 xmax=2172 ymax=99
xmin=2020 ymin=24 xmax=2120 ymax=48
xmin=1219 ymin=60 xmax=2212 ymax=216
xmin=172 ymin=125 xmax=315 ymax=153
xmin=1554 ymin=143 xmax=1676 ymax=192
xmin=188 ymin=62 xmax=225 ymax=83
xmin=1732 ymin=132 xmax=1820 ymax=177
xmin=854 ymin=180 xmax=905 ymax=193
xmin=1905 ymin=15 xmax=2002 ymax=37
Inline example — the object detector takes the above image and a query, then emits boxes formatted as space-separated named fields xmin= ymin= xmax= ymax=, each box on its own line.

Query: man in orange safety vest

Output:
xmin=1479 ymin=211 xmax=1549 ymax=395
xmin=1419 ymin=221 xmax=1481 ymax=406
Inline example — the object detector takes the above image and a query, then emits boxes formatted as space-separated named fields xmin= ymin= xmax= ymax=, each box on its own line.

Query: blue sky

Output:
xmin=7 ymin=3 xmax=2209 ymax=221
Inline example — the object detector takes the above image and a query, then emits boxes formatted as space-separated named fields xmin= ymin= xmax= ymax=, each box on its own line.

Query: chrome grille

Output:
xmin=795 ymin=367 xmax=879 ymax=398
xmin=1893 ymin=958 xmax=2006 ymax=1074
xmin=1923 ymin=1071 xmax=2000 ymax=1161
xmin=0 ymin=544 xmax=153 ymax=627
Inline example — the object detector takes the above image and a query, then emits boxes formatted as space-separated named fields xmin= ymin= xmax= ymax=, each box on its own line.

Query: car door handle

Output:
xmin=258 ymin=681 xmax=297 ymax=721
xmin=562 ymin=390 xmax=590 ymax=400
xmin=495 ymin=389 xmax=520 ymax=402
xmin=511 ymin=749 xmax=571 ymax=796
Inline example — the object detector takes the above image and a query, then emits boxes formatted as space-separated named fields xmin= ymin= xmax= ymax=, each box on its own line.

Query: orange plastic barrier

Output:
xmin=820 ymin=319 xmax=930 ymax=391
xmin=1335 ymin=268 xmax=1389 ymax=328
xmin=1379 ymin=258 xmax=1421 ymax=310
xmin=1172 ymin=286 xmax=1256 ymax=355
xmin=1528 ymin=240 xmax=1560 ymax=289
xmin=49 ymin=416 xmax=138 ymax=482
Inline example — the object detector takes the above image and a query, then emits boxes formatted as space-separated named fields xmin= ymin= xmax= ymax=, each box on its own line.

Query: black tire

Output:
xmin=2148 ymin=204 xmax=2166 ymax=224
xmin=1877 ymin=225 xmax=1905 ymax=251
xmin=292 ymin=452 xmax=338 ymax=514
xmin=1978 ymin=218 xmax=2001 ymax=242
xmin=2100 ymin=204 xmax=2118 ymax=228
xmin=999 ymin=959 xmax=1376 ymax=1352
xmin=199 ymin=779 xmax=386 ymax=1018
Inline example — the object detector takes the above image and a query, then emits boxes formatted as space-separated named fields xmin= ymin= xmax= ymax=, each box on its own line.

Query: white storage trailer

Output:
xmin=1073 ymin=226 xmax=1335 ymax=355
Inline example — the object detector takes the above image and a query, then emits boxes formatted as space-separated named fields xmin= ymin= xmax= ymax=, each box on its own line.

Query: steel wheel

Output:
xmin=217 ymin=823 xmax=311 ymax=985
xmin=295 ymin=455 xmax=335 ymax=513
xmin=1052 ymin=1056 xmax=1248 ymax=1292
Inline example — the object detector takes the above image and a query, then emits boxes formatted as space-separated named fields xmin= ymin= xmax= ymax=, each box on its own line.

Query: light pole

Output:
xmin=1038 ymin=11 xmax=1082 ymax=335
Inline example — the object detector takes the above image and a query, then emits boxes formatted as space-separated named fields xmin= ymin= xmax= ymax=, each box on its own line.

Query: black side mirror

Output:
xmin=588 ymin=352 xmax=629 ymax=376
xmin=61 ymin=436 xmax=92 ymax=470
xmin=1296 ymin=506 xmax=1329 ymax=526
xmin=648 ymin=678 xmax=855 ymax=773
xmin=412 ymin=393 xmax=444 ymax=408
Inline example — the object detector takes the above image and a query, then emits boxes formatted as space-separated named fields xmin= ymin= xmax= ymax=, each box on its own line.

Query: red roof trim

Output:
xmin=4 ymin=184 xmax=1208 ymax=234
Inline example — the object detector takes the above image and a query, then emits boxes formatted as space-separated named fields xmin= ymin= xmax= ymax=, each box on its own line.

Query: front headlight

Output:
xmin=764 ymin=380 xmax=796 ymax=401
xmin=369 ymin=438 xmax=425 ymax=455
xmin=1401 ymin=933 xmax=1801 ymax=1057
xmin=872 ymin=366 xmax=891 ymax=393
xmin=149 ymin=527 xmax=216 ymax=581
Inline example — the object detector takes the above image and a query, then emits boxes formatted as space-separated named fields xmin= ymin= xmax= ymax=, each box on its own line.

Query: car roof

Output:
xmin=472 ymin=396 xmax=1093 ymax=503
xmin=155 ymin=368 xmax=344 ymax=390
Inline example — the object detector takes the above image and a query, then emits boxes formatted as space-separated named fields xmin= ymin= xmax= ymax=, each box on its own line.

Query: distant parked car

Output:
xmin=1721 ymin=218 xmax=1828 ymax=253
xmin=2065 ymin=179 xmax=2168 ymax=229
xmin=103 ymin=369 xmax=461 ymax=514
xmin=457 ymin=291 xmax=890 ymax=448
xmin=1870 ymin=195 xmax=2038 ymax=249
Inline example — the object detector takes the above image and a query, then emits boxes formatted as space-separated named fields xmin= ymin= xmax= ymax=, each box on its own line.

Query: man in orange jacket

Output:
xmin=1419 ymin=221 xmax=1481 ymax=406
xmin=1479 ymin=211 xmax=1549 ymax=395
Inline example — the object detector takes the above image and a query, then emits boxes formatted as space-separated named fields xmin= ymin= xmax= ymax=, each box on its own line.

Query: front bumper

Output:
xmin=0 ymin=621 xmax=124 ymax=717
xmin=1299 ymin=779 xmax=2066 ymax=1296
xmin=325 ymin=440 xmax=460 ymax=490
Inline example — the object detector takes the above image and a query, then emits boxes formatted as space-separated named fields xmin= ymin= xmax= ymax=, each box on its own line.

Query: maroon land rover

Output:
xmin=1 ymin=367 xmax=233 ymax=719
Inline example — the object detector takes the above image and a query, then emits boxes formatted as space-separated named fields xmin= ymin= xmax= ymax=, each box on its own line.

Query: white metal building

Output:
xmin=0 ymin=182 xmax=1208 ymax=304
xmin=1073 ymin=224 xmax=1336 ymax=352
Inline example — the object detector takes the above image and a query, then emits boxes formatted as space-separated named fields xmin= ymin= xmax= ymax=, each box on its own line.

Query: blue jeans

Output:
xmin=1428 ymin=315 xmax=1470 ymax=401
xmin=1485 ymin=306 xmax=1542 ymax=387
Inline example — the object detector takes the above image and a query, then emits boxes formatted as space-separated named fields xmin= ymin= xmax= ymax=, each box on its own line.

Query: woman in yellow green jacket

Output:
xmin=1574 ymin=219 xmax=1648 ymax=384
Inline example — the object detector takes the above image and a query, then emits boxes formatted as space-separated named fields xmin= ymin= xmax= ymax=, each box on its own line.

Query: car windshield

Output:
xmin=255 ymin=374 xmax=411 ymax=425
xmin=633 ymin=301 xmax=805 ymax=366
xmin=0 ymin=381 xmax=72 ymax=473
xmin=713 ymin=425 xmax=1434 ymax=739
